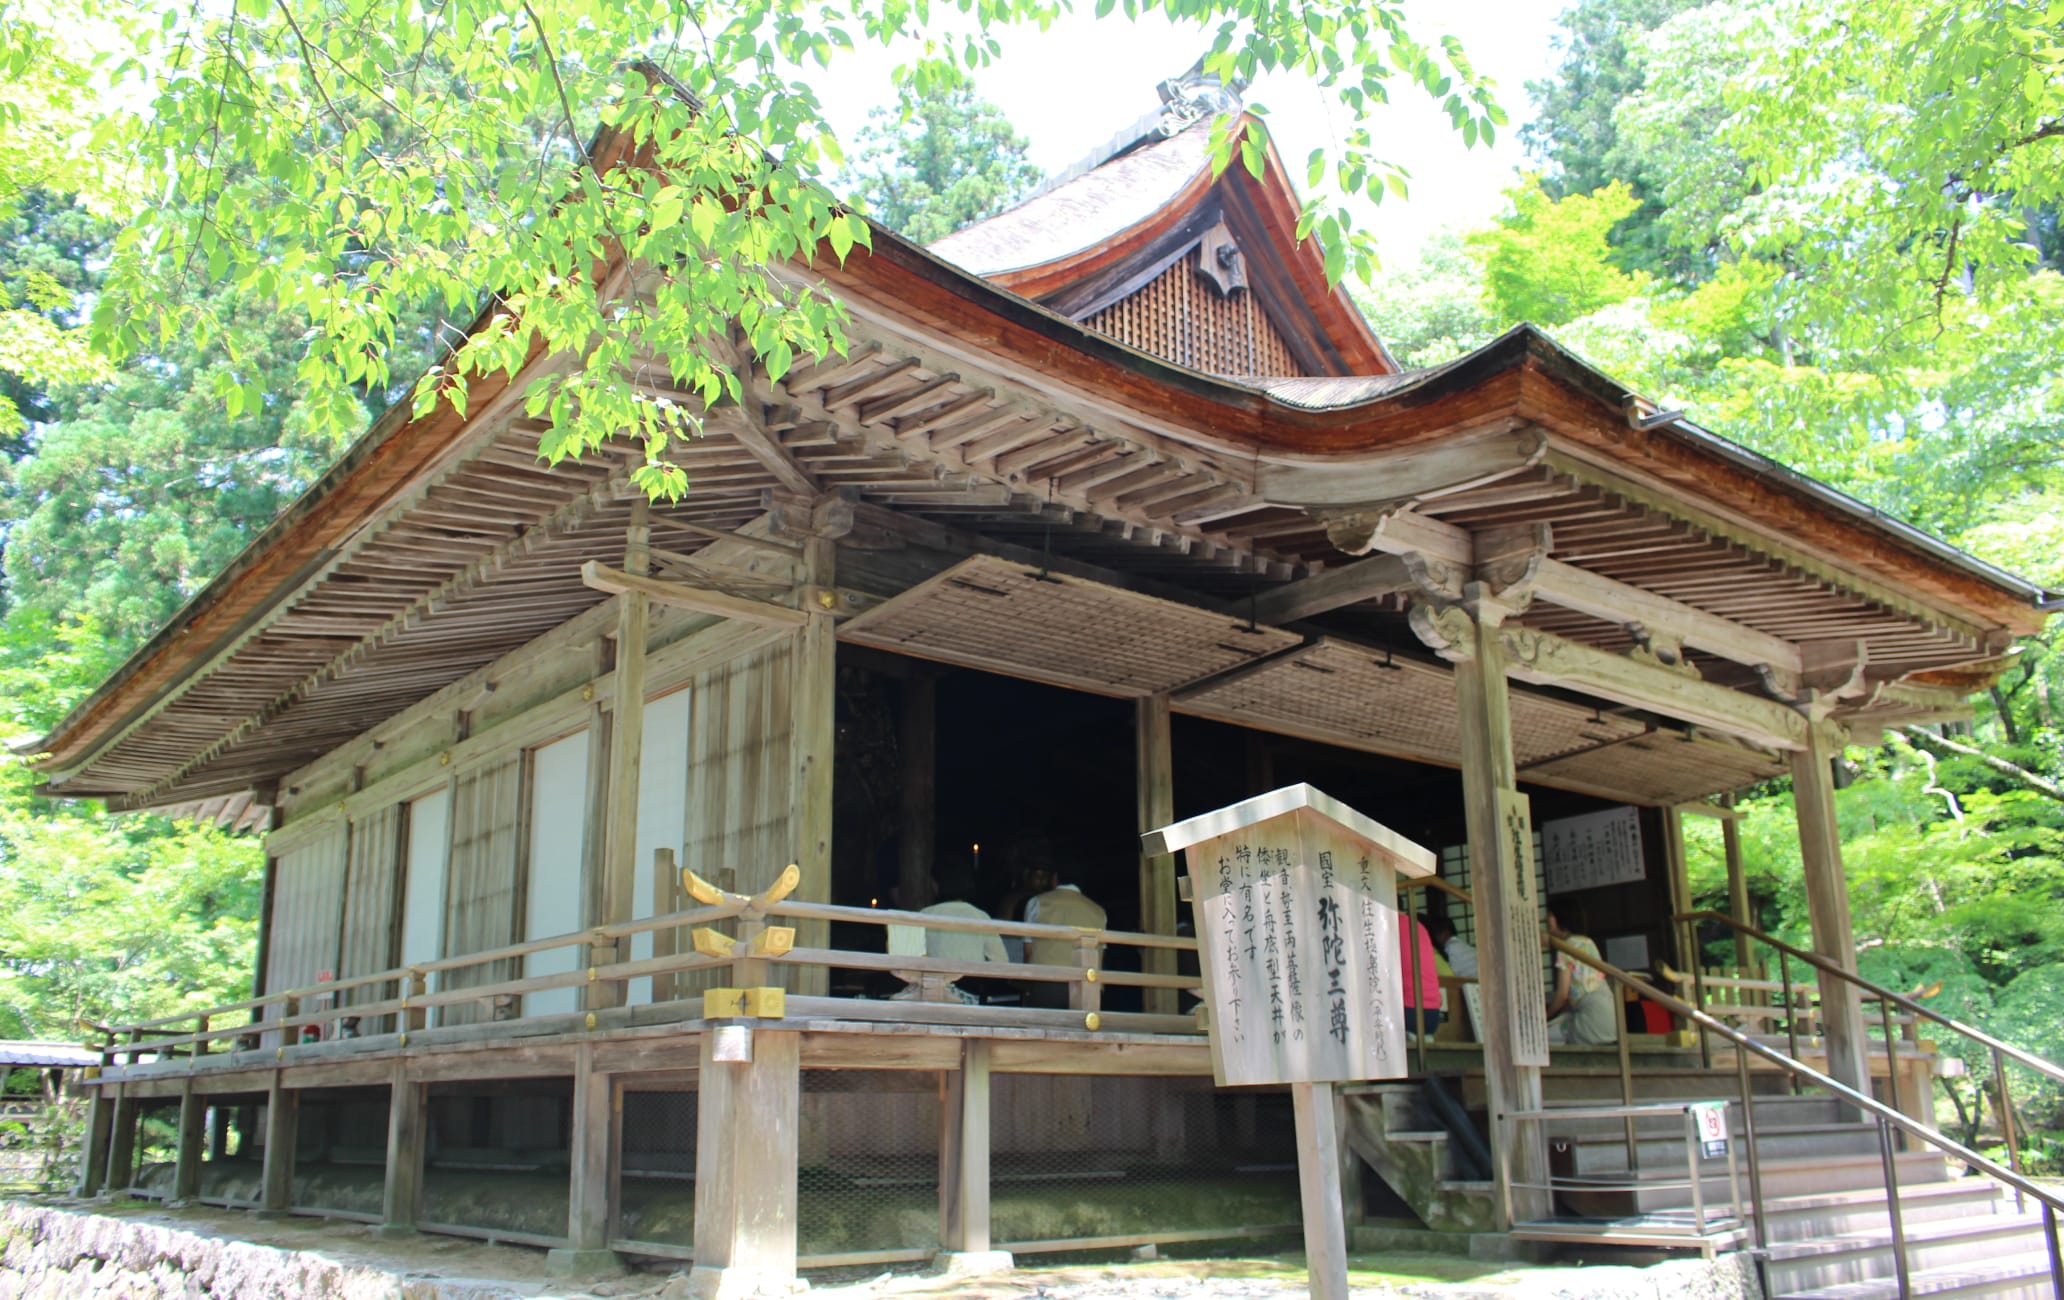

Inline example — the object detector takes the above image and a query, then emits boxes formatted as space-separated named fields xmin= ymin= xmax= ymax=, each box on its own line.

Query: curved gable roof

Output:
xmin=930 ymin=116 xmax=1395 ymax=377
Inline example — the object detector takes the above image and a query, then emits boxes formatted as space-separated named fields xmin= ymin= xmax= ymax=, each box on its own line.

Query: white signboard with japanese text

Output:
xmin=1146 ymin=785 xmax=1437 ymax=1087
xmin=1541 ymin=805 xmax=1646 ymax=895
xmin=1498 ymin=790 xmax=1552 ymax=1068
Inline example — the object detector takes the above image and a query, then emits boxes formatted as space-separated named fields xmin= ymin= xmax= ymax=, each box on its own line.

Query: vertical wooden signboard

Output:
xmin=1144 ymin=785 xmax=1436 ymax=1300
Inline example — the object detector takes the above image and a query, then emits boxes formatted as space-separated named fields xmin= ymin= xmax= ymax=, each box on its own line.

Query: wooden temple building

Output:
xmin=33 ymin=70 xmax=2064 ymax=1299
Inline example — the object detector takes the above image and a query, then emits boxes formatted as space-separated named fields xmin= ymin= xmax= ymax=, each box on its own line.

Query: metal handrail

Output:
xmin=1554 ymin=936 xmax=2064 ymax=1300
xmin=1675 ymin=909 xmax=2064 ymax=1089
xmin=1383 ymin=879 xmax=2060 ymax=1294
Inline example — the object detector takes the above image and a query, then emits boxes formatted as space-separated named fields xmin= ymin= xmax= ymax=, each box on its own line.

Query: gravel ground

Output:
xmin=5 ymin=1199 xmax=1752 ymax=1300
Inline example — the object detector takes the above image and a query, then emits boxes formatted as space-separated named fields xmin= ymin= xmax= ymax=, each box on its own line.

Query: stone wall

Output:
xmin=0 ymin=1203 xmax=515 ymax=1299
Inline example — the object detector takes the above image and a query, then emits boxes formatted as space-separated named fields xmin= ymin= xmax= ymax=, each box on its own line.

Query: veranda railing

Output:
xmin=87 ymin=853 xmax=1206 ymax=1068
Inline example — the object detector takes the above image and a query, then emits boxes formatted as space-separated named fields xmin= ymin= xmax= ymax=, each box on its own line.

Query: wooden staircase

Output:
xmin=1342 ymin=1068 xmax=2061 ymax=1299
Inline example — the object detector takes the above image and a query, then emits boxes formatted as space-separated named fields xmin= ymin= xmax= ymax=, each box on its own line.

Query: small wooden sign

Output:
xmin=1146 ymin=785 xmax=1436 ymax=1300
xmin=1497 ymin=790 xmax=1551 ymax=1068
xmin=1143 ymin=784 xmax=1437 ymax=1085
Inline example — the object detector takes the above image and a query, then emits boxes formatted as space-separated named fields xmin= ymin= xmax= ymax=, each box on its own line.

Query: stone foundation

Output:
xmin=0 ymin=1202 xmax=536 ymax=1299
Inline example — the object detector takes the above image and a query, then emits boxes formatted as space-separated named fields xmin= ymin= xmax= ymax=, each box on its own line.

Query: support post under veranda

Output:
xmin=549 ymin=1043 xmax=625 ymax=1278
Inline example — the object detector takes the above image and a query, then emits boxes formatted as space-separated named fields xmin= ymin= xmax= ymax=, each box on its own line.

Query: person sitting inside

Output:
xmin=1399 ymin=910 xmax=1443 ymax=1037
xmin=1023 ymin=878 xmax=1105 ymax=1008
xmin=1428 ymin=915 xmax=1477 ymax=980
xmin=887 ymin=875 xmax=1009 ymax=1004
xmin=1545 ymin=903 xmax=1617 ymax=1045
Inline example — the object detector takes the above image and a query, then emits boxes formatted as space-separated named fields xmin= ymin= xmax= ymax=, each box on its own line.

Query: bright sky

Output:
xmin=811 ymin=1 xmax=1568 ymax=261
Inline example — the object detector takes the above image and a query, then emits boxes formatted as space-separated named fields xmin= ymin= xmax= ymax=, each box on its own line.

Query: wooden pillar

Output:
xmin=258 ymin=1075 xmax=297 ymax=1216
xmin=690 ymin=1027 xmax=801 ymax=1298
xmin=1662 ymin=806 xmax=1695 ymax=970
xmin=171 ymin=1080 xmax=206 ymax=1204
xmin=103 ymin=1084 xmax=140 ymax=1196
xmin=376 ymin=1061 xmax=425 ymax=1240
xmin=790 ymin=532 xmax=837 ymax=996
xmin=1440 ymin=599 xmax=1552 ymax=1227
xmin=1790 ymin=724 xmax=1871 ymax=1099
xmin=1136 ymin=695 xmax=1178 ymax=1014
xmin=939 ymin=1040 xmax=994 ymax=1256
xmin=591 ymin=498 xmax=651 ymax=1011
xmin=1721 ymin=799 xmax=1759 ymax=980
xmin=899 ymin=674 xmax=937 ymax=910
xmin=77 ymin=1085 xmax=113 ymax=1197
xmin=549 ymin=1043 xmax=624 ymax=1276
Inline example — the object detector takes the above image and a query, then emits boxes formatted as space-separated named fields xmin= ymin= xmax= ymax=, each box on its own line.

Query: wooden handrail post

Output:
xmin=405 ymin=973 xmax=428 ymax=1033
xmin=651 ymin=848 xmax=680 ymax=1004
xmin=1069 ymin=934 xmax=1101 ymax=1015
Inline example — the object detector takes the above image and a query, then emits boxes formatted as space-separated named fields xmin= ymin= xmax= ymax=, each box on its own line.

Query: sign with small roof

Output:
xmin=1143 ymin=783 xmax=1437 ymax=1088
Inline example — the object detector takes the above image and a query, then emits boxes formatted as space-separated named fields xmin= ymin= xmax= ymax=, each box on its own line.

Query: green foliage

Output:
xmin=1467 ymin=176 xmax=1646 ymax=327
xmin=1519 ymin=0 xmax=1699 ymax=275
xmin=840 ymin=62 xmax=1042 ymax=244
xmin=82 ymin=0 xmax=1499 ymax=493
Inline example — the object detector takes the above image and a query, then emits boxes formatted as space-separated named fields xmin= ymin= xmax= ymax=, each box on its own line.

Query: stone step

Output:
xmin=1552 ymin=1123 xmax=1880 ymax=1175
xmin=1759 ymin=1179 xmax=2009 ymax=1243
xmin=1551 ymin=1150 xmax=1949 ymax=1220
xmin=1772 ymin=1249 xmax=2061 ymax=1300
xmin=1765 ymin=1209 xmax=2050 ymax=1295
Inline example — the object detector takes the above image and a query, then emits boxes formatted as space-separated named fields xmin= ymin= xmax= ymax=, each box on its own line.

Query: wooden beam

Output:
xmin=76 ymin=1085 xmax=112 ymax=1196
xmin=1533 ymin=558 xmax=1803 ymax=675
xmin=1792 ymin=727 xmax=1871 ymax=1099
xmin=258 ymin=1074 xmax=297 ymax=1216
xmin=1497 ymin=624 xmax=1810 ymax=751
xmin=581 ymin=561 xmax=810 ymax=630
xmin=939 ymin=1039 xmax=993 ymax=1254
xmin=172 ymin=1078 xmax=205 ymax=1203
xmin=104 ymin=1084 xmax=139 ymax=1195
xmin=1333 ymin=506 xmax=1807 ymax=676
xmin=706 ymin=408 xmax=820 ymax=497
xmin=899 ymin=676 xmax=937 ymax=911
xmin=377 ymin=1059 xmax=425 ymax=1239
xmin=592 ymin=502 xmax=651 ymax=1014
xmin=691 ymin=1028 xmax=802 ymax=1296
xmin=1250 ymin=554 xmax=1412 ymax=624
xmin=1448 ymin=603 xmax=1552 ymax=1228
xmin=1136 ymin=695 xmax=1178 ymax=1015
xmin=1259 ymin=426 xmax=1545 ymax=507
xmin=549 ymin=1043 xmax=624 ymax=1277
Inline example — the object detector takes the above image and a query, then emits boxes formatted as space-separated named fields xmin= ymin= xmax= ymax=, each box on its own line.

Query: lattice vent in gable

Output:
xmin=1084 ymin=248 xmax=1307 ymax=377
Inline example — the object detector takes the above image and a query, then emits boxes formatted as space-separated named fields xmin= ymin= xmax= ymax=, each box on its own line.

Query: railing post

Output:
xmin=1778 ymin=950 xmax=1801 ymax=1095
xmin=1876 ymin=1115 xmax=1912 ymax=1300
xmin=1879 ymin=996 xmax=1904 ymax=1146
xmin=1069 ymin=935 xmax=1101 ymax=1015
xmin=1616 ymin=994 xmax=1637 ymax=1172
xmin=406 ymin=972 xmax=428 ymax=1033
xmin=1735 ymin=1045 xmax=1768 ymax=1252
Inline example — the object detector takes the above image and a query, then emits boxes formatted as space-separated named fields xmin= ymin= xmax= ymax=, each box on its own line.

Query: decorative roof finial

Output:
xmin=1155 ymin=56 xmax=1249 ymax=137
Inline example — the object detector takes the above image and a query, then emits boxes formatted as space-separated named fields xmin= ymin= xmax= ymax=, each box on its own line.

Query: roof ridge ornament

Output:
xmin=1155 ymin=57 xmax=1250 ymax=137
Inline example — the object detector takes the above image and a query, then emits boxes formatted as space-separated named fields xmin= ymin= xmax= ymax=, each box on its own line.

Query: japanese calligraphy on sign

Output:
xmin=1541 ymin=805 xmax=1646 ymax=895
xmin=1143 ymin=785 xmax=1437 ymax=1087
xmin=1497 ymin=789 xmax=1551 ymax=1068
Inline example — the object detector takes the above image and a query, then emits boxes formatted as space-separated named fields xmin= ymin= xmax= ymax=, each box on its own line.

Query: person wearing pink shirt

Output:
xmin=1399 ymin=910 xmax=1443 ymax=1035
